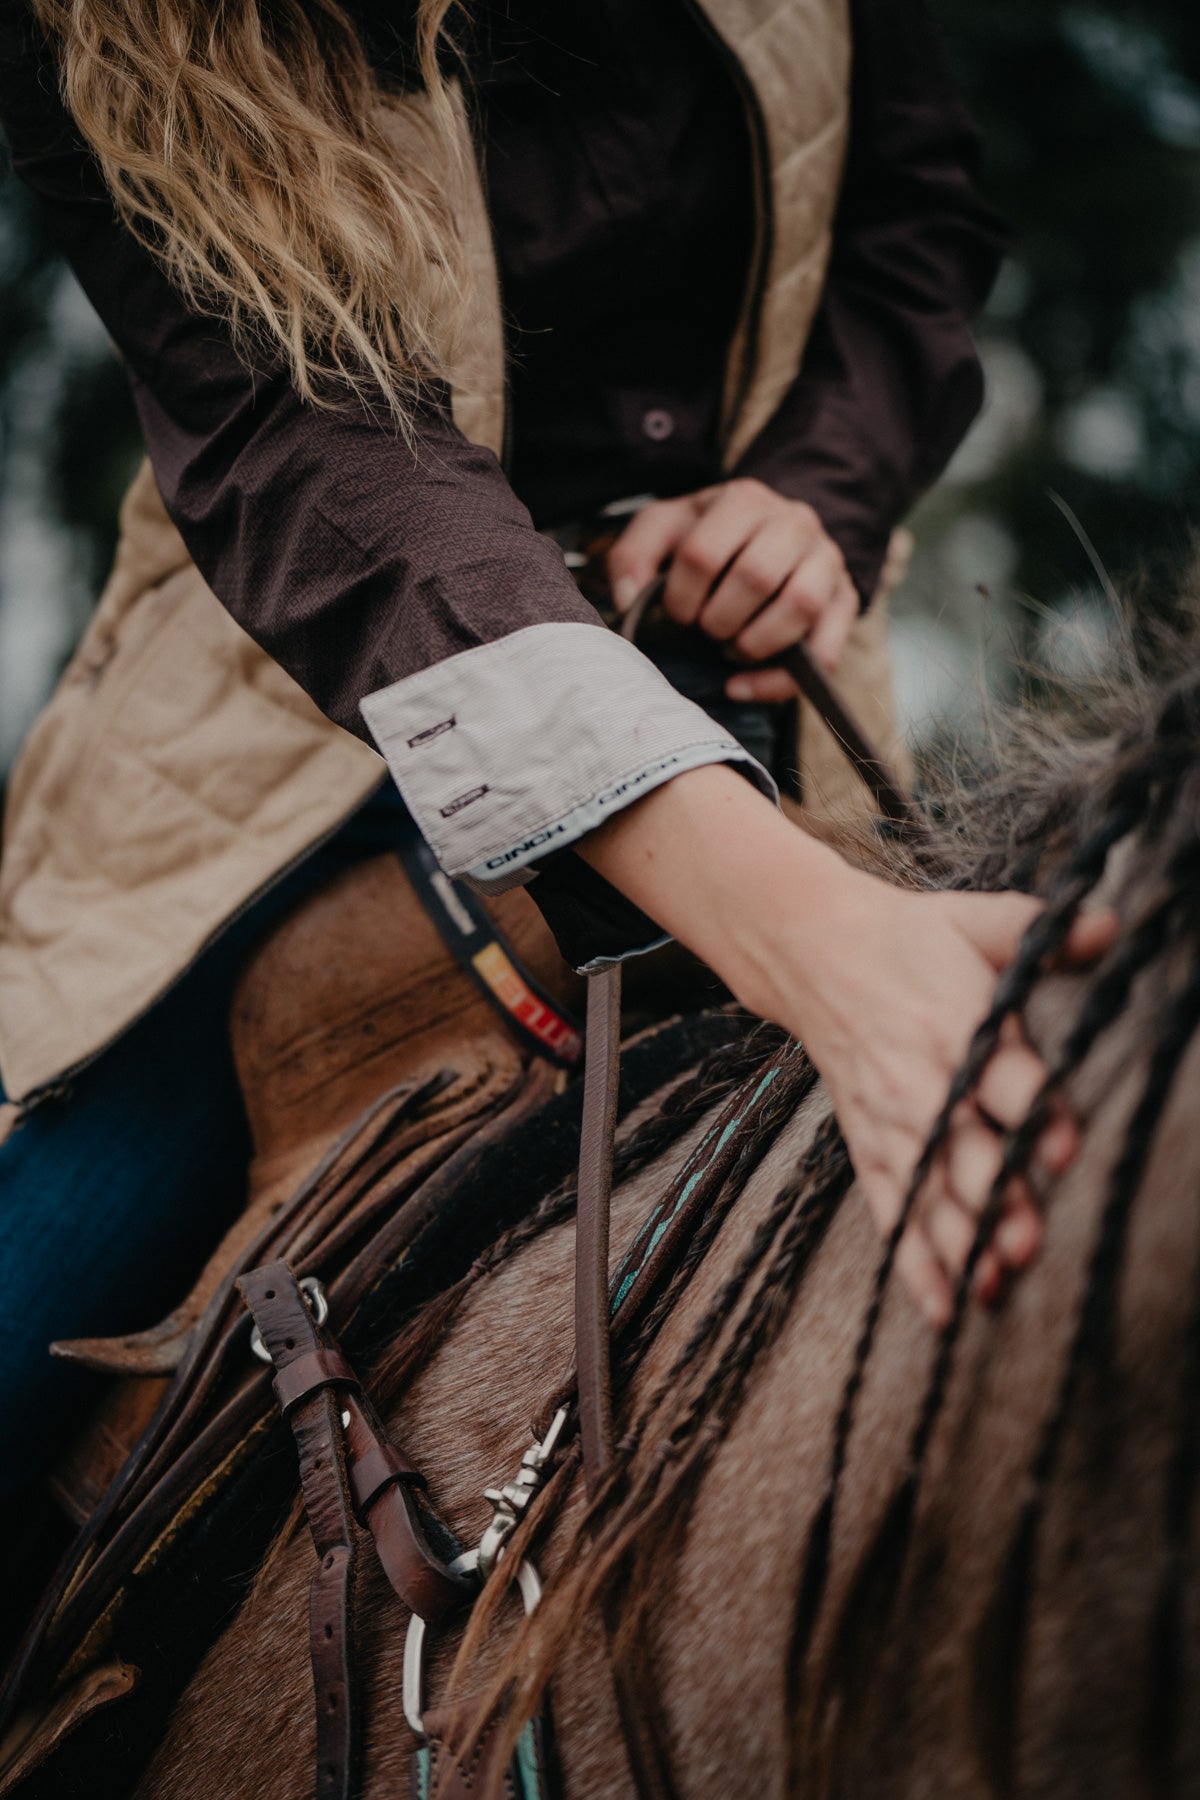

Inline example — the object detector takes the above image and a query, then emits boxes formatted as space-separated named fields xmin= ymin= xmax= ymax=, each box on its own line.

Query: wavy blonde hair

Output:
xmin=33 ymin=0 xmax=470 ymax=427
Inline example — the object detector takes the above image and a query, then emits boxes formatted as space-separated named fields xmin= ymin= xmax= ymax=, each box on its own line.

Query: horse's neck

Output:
xmin=135 ymin=954 xmax=1200 ymax=1800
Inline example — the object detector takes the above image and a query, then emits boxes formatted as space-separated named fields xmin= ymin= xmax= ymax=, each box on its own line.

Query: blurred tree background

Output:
xmin=1 ymin=0 xmax=1199 ymax=770
xmin=900 ymin=0 xmax=1200 ymax=731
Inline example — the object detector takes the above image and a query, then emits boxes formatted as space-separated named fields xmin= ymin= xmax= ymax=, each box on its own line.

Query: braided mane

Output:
xmin=376 ymin=619 xmax=1200 ymax=1794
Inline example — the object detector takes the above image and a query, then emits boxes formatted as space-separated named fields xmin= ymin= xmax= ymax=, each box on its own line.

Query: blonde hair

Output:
xmin=33 ymin=0 xmax=470 ymax=428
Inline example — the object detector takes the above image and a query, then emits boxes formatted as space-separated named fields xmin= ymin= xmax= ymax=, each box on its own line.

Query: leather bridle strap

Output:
xmin=575 ymin=964 xmax=622 ymax=1495
xmin=239 ymin=1262 xmax=475 ymax=1800
xmin=239 ymin=1264 xmax=363 ymax=1800
xmin=777 ymin=640 xmax=921 ymax=829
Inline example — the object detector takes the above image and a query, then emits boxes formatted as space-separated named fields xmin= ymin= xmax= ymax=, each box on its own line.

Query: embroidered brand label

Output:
xmin=483 ymin=821 xmax=568 ymax=871
xmin=596 ymin=753 xmax=683 ymax=808
xmin=408 ymin=716 xmax=456 ymax=748
xmin=439 ymin=785 xmax=489 ymax=819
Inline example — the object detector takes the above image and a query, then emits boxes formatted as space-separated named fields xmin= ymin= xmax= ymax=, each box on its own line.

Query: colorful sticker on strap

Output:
xmin=473 ymin=942 xmax=584 ymax=1064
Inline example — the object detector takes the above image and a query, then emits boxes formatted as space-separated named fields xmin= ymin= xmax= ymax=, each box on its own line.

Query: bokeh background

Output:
xmin=1 ymin=0 xmax=1199 ymax=780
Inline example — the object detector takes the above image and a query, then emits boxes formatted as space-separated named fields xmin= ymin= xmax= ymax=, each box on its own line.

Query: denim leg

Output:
xmin=0 ymin=779 xmax=413 ymax=1499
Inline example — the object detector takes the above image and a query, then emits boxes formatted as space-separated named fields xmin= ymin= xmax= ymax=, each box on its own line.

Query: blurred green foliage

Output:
xmin=927 ymin=0 xmax=1200 ymax=610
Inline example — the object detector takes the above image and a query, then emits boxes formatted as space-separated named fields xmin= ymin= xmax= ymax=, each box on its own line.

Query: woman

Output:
xmin=0 ymin=0 xmax=1110 ymax=1493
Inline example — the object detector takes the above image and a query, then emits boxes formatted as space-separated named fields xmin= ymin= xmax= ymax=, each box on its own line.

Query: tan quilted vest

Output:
xmin=0 ymin=0 xmax=907 ymax=1106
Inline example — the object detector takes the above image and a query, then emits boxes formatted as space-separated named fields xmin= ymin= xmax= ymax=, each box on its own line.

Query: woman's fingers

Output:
xmin=698 ymin=511 xmax=818 ymax=640
xmin=858 ymin=1160 xmax=952 ymax=1327
xmin=660 ymin=482 xmax=776 ymax=625
xmin=607 ymin=493 xmax=708 ymax=613
xmin=1061 ymin=907 xmax=1120 ymax=963
xmin=921 ymin=1166 xmax=979 ymax=1277
xmin=943 ymin=1111 xmax=1005 ymax=1205
xmin=943 ymin=890 xmax=1119 ymax=976
xmin=940 ymin=888 xmax=1045 ymax=970
xmin=607 ymin=481 xmax=857 ymax=662
xmin=725 ymin=665 xmax=801 ymax=704
xmin=804 ymin=575 xmax=859 ymax=672
xmin=974 ymin=1037 xmax=1047 ymax=1132
xmin=731 ymin=538 xmax=846 ymax=660
xmin=896 ymin=1225 xmax=953 ymax=1328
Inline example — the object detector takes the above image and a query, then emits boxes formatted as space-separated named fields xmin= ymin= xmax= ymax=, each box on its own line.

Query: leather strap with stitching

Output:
xmin=574 ymin=965 xmax=622 ymax=1497
xmin=241 ymin=1261 xmax=549 ymax=1800
xmin=239 ymin=1264 xmax=362 ymax=1800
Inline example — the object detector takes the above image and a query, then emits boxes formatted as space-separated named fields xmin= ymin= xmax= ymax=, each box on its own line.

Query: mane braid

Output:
xmin=970 ymin=954 xmax=1200 ymax=1794
xmin=614 ymin=1053 xmax=819 ymax=1376
xmin=806 ymin=884 xmax=1199 ymax=1766
xmin=783 ymin=777 xmax=1146 ymax=1730
xmin=460 ymin=1118 xmax=854 ymax=1777
xmin=1140 ymin=1193 xmax=1200 ymax=1794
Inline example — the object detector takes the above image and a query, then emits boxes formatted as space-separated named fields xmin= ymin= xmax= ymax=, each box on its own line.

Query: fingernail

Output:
xmin=726 ymin=676 xmax=753 ymax=700
xmin=973 ymin=1253 xmax=1003 ymax=1304
xmin=997 ymin=1213 xmax=1040 ymax=1265
xmin=1042 ymin=1118 xmax=1075 ymax=1171
xmin=613 ymin=576 xmax=638 ymax=614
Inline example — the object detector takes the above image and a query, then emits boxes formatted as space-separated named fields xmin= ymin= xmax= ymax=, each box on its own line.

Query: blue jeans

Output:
xmin=0 ymin=780 xmax=411 ymax=1501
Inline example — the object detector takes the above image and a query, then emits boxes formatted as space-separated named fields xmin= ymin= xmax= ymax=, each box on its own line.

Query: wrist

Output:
xmin=577 ymin=762 xmax=873 ymax=1016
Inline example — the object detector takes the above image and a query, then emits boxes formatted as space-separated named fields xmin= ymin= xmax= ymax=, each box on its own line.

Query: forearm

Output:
xmin=576 ymin=762 xmax=863 ymax=1018
xmin=580 ymin=761 xmax=1118 ymax=1330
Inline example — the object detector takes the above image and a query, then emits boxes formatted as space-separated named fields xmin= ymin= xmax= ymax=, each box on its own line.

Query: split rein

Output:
xmin=239 ymin=590 xmax=922 ymax=1800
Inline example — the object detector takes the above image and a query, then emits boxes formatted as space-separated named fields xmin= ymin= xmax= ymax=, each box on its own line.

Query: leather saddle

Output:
xmin=48 ymin=849 xmax=584 ymax=1524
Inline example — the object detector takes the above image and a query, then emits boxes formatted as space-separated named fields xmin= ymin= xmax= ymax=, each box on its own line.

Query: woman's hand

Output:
xmin=763 ymin=879 xmax=1116 ymax=1322
xmin=606 ymin=479 xmax=860 ymax=697
xmin=579 ymin=764 xmax=1118 ymax=1325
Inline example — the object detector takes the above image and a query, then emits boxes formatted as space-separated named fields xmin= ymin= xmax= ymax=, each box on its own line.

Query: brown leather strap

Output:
xmin=347 ymin=1439 xmax=425 ymax=1513
xmin=778 ymin=639 xmax=921 ymax=829
xmin=573 ymin=971 xmax=683 ymax=1800
xmin=310 ymin=1543 xmax=357 ymax=1800
xmin=341 ymin=1393 xmax=471 ymax=1624
xmin=239 ymin=1263 xmax=361 ymax=1800
xmin=273 ymin=1346 xmax=359 ymax=1414
xmin=575 ymin=965 xmax=622 ymax=1498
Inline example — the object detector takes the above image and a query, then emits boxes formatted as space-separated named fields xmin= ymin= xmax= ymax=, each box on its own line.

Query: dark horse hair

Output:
xmin=367 ymin=629 xmax=1200 ymax=1795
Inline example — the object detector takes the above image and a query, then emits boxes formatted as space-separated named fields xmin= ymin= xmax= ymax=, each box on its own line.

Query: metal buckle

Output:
xmin=402 ymin=1547 xmax=543 ymax=1737
xmin=249 ymin=1275 xmax=329 ymax=1364
xmin=477 ymin=1407 xmax=569 ymax=1581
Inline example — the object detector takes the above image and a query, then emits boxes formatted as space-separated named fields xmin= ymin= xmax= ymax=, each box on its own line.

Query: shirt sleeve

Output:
xmin=735 ymin=0 xmax=1006 ymax=604
xmin=0 ymin=0 xmax=774 ymax=923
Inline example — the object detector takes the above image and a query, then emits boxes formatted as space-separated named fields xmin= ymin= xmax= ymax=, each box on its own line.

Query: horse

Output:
xmin=6 ymin=629 xmax=1200 ymax=1800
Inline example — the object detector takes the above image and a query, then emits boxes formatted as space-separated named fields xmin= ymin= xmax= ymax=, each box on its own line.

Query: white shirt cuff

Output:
xmin=359 ymin=621 xmax=778 ymax=891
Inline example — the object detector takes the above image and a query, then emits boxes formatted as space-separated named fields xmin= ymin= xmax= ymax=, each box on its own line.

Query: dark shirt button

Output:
xmin=641 ymin=407 xmax=675 ymax=443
